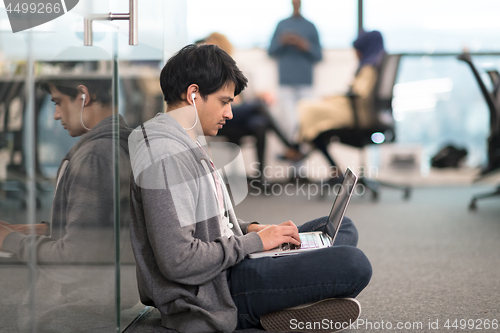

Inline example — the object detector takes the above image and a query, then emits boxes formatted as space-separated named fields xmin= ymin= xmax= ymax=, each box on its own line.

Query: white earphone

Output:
xmin=81 ymin=94 xmax=90 ymax=131
xmin=183 ymin=92 xmax=198 ymax=130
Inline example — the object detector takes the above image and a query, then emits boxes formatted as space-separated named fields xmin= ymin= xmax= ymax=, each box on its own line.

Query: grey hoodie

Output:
xmin=128 ymin=113 xmax=263 ymax=333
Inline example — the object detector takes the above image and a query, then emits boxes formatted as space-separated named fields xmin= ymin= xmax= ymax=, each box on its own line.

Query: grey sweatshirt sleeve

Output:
xmin=237 ymin=219 xmax=259 ymax=234
xmin=136 ymin=155 xmax=263 ymax=286
xmin=3 ymin=153 xmax=116 ymax=263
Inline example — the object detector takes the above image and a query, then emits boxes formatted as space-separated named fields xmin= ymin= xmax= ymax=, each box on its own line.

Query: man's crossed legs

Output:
xmin=227 ymin=216 xmax=372 ymax=330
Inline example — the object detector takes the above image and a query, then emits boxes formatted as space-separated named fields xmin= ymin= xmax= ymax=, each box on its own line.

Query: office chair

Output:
xmin=457 ymin=52 xmax=500 ymax=211
xmin=0 ymin=80 xmax=47 ymax=209
xmin=312 ymin=54 xmax=411 ymax=201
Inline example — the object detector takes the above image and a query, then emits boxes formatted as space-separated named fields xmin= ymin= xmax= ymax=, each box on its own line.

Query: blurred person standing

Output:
xmin=268 ymin=0 xmax=322 ymax=145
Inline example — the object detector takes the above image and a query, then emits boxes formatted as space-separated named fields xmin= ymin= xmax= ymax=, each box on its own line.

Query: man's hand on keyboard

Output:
xmin=280 ymin=242 xmax=301 ymax=251
xmin=257 ymin=220 xmax=301 ymax=251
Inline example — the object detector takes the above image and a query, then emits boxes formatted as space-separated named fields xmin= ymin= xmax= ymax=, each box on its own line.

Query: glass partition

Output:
xmin=1 ymin=2 xmax=121 ymax=330
xmin=0 ymin=0 xmax=187 ymax=331
xmin=0 ymin=27 xmax=33 ymax=333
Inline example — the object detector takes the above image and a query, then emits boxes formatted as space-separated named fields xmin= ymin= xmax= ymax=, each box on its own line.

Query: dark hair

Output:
xmin=160 ymin=44 xmax=248 ymax=105
xmin=38 ymin=78 xmax=112 ymax=107
xmin=352 ymin=30 xmax=386 ymax=73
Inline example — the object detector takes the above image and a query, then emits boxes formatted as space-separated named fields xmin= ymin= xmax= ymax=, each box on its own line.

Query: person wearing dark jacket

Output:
xmin=299 ymin=30 xmax=386 ymax=169
xmin=0 ymin=78 xmax=137 ymax=331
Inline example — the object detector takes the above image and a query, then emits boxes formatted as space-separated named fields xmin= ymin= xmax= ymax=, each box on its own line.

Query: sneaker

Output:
xmin=260 ymin=298 xmax=361 ymax=332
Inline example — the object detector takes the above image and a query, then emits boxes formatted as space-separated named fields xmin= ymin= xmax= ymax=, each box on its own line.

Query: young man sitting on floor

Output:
xmin=128 ymin=44 xmax=372 ymax=333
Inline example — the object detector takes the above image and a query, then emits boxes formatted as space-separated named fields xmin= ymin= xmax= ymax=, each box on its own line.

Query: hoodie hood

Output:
xmin=128 ymin=112 xmax=208 ymax=188
xmin=129 ymin=112 xmax=230 ymax=227
xmin=129 ymin=111 xmax=249 ymax=227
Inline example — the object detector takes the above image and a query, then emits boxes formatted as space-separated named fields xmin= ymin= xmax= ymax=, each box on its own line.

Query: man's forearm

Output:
xmin=0 ymin=225 xmax=13 ymax=250
xmin=8 ymin=223 xmax=49 ymax=236
xmin=247 ymin=223 xmax=268 ymax=233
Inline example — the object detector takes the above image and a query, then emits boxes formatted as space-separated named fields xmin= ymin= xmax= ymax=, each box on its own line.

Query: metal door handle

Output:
xmin=84 ymin=0 xmax=138 ymax=46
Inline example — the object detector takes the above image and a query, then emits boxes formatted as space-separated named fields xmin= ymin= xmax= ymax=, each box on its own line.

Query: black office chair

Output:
xmin=312 ymin=54 xmax=411 ymax=201
xmin=0 ymin=80 xmax=46 ymax=209
xmin=457 ymin=52 xmax=500 ymax=211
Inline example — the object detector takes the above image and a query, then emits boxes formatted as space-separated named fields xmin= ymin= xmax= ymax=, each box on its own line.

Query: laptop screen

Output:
xmin=325 ymin=168 xmax=358 ymax=238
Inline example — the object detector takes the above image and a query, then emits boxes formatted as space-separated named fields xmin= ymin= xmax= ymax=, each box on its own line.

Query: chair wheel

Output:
xmin=371 ymin=190 xmax=379 ymax=202
xmin=469 ymin=199 xmax=477 ymax=212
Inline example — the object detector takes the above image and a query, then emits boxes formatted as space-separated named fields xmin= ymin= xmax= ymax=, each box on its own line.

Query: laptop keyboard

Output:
xmin=280 ymin=233 xmax=322 ymax=251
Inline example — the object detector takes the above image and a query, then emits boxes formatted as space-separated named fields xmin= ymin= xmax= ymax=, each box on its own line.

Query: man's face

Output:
xmin=196 ymin=83 xmax=235 ymax=136
xmin=50 ymin=85 xmax=86 ymax=137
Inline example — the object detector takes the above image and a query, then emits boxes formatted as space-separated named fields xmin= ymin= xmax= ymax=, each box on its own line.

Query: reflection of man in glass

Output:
xmin=0 ymin=78 xmax=136 ymax=331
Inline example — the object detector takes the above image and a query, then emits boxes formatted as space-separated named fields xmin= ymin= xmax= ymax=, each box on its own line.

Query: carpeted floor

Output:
xmin=1 ymin=185 xmax=498 ymax=332
xmin=124 ymin=184 xmax=500 ymax=332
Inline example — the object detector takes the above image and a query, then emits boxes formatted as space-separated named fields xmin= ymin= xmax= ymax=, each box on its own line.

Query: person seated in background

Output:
xmin=198 ymin=32 xmax=299 ymax=182
xmin=0 ymin=78 xmax=137 ymax=332
xmin=297 ymin=30 xmax=386 ymax=172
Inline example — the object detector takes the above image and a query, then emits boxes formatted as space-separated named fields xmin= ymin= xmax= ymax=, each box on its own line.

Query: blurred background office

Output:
xmin=0 ymin=0 xmax=499 ymax=332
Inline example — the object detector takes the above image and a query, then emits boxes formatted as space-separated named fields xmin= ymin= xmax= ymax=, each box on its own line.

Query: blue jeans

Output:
xmin=227 ymin=216 xmax=372 ymax=329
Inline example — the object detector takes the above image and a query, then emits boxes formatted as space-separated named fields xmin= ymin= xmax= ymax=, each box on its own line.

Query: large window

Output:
xmin=187 ymin=0 xmax=357 ymax=49
xmin=363 ymin=0 xmax=500 ymax=167
xmin=392 ymin=55 xmax=495 ymax=167
xmin=365 ymin=0 xmax=500 ymax=53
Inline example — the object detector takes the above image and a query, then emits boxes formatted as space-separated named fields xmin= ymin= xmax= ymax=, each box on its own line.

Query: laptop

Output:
xmin=248 ymin=168 xmax=358 ymax=259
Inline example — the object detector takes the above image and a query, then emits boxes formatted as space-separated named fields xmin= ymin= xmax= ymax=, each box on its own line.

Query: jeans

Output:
xmin=227 ymin=216 xmax=372 ymax=329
